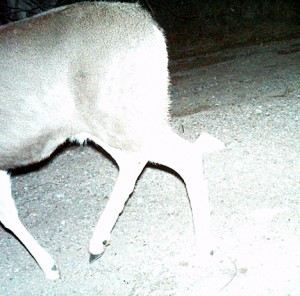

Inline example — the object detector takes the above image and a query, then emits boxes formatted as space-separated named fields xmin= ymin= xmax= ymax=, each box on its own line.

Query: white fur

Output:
xmin=0 ymin=171 xmax=60 ymax=280
xmin=0 ymin=2 xmax=224 ymax=279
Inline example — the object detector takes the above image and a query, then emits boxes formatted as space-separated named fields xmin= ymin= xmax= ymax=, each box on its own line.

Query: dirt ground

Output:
xmin=1 ymin=36 xmax=299 ymax=295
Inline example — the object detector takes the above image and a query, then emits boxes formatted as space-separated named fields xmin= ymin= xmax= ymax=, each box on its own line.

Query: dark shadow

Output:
xmin=10 ymin=140 xmax=117 ymax=177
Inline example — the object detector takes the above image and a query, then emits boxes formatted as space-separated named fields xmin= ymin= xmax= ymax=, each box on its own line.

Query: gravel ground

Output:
xmin=1 ymin=37 xmax=299 ymax=295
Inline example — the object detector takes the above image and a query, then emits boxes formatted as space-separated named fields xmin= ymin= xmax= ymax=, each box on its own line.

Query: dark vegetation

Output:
xmin=149 ymin=0 xmax=300 ymax=58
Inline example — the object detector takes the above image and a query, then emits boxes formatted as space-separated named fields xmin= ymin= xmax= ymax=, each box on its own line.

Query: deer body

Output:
xmin=0 ymin=2 xmax=223 ymax=280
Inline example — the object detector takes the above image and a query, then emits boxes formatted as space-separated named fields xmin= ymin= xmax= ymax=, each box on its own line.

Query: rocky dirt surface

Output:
xmin=1 ymin=37 xmax=299 ymax=295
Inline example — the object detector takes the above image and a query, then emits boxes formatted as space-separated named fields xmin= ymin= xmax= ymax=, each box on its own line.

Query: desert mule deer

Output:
xmin=0 ymin=2 xmax=224 ymax=280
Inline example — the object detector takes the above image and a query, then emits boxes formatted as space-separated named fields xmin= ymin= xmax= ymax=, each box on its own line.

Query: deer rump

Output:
xmin=0 ymin=2 xmax=224 ymax=280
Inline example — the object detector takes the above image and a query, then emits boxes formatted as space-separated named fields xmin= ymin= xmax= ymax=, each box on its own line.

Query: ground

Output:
xmin=0 ymin=36 xmax=299 ymax=295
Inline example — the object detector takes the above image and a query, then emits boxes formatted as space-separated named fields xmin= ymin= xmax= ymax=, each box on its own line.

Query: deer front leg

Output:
xmin=88 ymin=156 xmax=146 ymax=262
xmin=0 ymin=171 xmax=60 ymax=280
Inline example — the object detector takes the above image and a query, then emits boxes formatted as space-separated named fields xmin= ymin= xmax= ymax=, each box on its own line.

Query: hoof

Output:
xmin=44 ymin=264 xmax=60 ymax=280
xmin=89 ymin=253 xmax=104 ymax=264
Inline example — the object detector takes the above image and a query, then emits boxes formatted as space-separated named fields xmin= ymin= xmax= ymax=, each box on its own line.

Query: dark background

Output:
xmin=1 ymin=0 xmax=300 ymax=57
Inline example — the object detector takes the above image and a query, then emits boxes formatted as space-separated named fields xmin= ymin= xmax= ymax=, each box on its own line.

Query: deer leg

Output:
xmin=181 ymin=168 xmax=213 ymax=258
xmin=147 ymin=131 xmax=223 ymax=259
xmin=171 ymin=159 xmax=213 ymax=258
xmin=0 ymin=171 xmax=60 ymax=280
xmin=88 ymin=155 xmax=146 ymax=262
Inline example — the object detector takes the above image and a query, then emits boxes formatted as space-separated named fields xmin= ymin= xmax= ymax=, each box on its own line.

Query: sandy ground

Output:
xmin=1 ymin=37 xmax=299 ymax=295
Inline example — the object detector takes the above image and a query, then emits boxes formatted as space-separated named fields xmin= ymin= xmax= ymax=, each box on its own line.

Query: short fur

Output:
xmin=0 ymin=2 xmax=224 ymax=280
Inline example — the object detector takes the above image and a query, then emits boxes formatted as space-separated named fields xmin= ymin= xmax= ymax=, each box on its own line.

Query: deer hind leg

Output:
xmin=88 ymin=153 xmax=147 ymax=262
xmin=0 ymin=170 xmax=60 ymax=280
xmin=147 ymin=130 xmax=224 ymax=259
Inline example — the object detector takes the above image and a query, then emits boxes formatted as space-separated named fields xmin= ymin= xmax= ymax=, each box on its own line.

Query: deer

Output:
xmin=0 ymin=2 xmax=224 ymax=280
